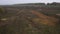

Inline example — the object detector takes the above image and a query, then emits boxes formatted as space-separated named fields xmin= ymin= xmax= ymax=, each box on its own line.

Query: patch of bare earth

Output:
xmin=31 ymin=10 xmax=59 ymax=26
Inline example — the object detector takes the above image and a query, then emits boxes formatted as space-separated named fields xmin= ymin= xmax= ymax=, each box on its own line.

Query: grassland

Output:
xmin=0 ymin=3 xmax=60 ymax=34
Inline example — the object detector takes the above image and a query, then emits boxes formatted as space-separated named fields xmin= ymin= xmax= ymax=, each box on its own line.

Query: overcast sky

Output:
xmin=0 ymin=0 xmax=60 ymax=5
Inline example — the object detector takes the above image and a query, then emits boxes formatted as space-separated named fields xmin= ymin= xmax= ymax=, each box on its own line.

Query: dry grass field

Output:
xmin=0 ymin=3 xmax=60 ymax=34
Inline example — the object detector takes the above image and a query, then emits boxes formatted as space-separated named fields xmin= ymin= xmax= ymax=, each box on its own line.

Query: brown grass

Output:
xmin=31 ymin=10 xmax=59 ymax=26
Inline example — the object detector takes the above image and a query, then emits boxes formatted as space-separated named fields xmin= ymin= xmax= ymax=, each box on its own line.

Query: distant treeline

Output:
xmin=13 ymin=2 xmax=60 ymax=6
xmin=47 ymin=2 xmax=60 ymax=6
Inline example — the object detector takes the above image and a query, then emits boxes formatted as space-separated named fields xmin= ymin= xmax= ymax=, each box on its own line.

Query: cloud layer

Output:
xmin=0 ymin=0 xmax=60 ymax=5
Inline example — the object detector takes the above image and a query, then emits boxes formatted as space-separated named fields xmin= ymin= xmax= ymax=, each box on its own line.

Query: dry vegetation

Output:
xmin=0 ymin=4 xmax=60 ymax=34
xmin=31 ymin=11 xmax=59 ymax=26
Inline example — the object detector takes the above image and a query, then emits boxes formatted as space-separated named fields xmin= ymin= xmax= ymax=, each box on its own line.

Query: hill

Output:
xmin=0 ymin=2 xmax=60 ymax=34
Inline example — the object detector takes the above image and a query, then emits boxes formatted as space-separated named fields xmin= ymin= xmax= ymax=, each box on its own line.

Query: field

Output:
xmin=0 ymin=3 xmax=60 ymax=34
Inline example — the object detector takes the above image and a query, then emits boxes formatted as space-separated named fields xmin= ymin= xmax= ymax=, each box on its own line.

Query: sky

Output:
xmin=0 ymin=0 xmax=60 ymax=5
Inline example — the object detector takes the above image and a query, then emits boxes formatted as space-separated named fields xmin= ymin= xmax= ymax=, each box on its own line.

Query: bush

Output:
xmin=0 ymin=7 xmax=4 ymax=15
